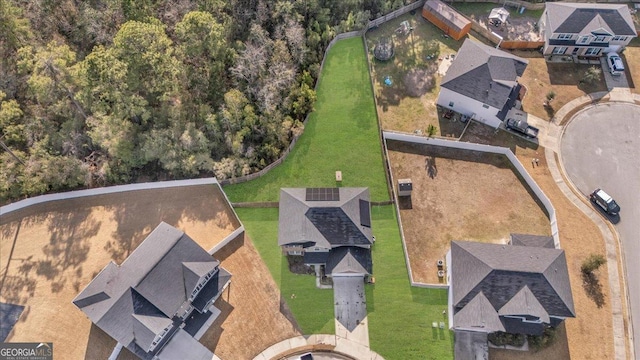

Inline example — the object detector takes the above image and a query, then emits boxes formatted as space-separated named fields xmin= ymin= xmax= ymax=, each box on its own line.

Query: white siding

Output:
xmin=437 ymin=88 xmax=503 ymax=128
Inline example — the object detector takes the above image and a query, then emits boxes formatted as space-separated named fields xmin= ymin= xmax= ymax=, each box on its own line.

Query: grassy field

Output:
xmin=223 ymin=37 xmax=389 ymax=203
xmin=237 ymin=205 xmax=454 ymax=359
xmin=366 ymin=205 xmax=453 ymax=360
xmin=236 ymin=207 xmax=335 ymax=335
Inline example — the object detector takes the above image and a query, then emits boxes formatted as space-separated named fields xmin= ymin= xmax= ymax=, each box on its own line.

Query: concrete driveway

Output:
xmin=560 ymin=102 xmax=640 ymax=356
xmin=600 ymin=56 xmax=630 ymax=90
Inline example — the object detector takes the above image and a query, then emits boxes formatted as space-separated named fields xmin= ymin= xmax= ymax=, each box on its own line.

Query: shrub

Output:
xmin=581 ymin=254 xmax=606 ymax=274
xmin=427 ymin=124 xmax=437 ymax=137
xmin=528 ymin=327 xmax=557 ymax=351
xmin=582 ymin=66 xmax=602 ymax=85
xmin=488 ymin=332 xmax=526 ymax=347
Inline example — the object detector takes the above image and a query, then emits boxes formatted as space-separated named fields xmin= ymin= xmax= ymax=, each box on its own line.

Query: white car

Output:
xmin=606 ymin=52 xmax=624 ymax=76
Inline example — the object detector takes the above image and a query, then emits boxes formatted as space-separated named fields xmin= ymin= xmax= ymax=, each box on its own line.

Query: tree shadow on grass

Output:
xmin=582 ymin=271 xmax=606 ymax=308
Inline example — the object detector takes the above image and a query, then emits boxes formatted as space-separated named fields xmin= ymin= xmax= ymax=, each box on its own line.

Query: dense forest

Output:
xmin=0 ymin=0 xmax=411 ymax=201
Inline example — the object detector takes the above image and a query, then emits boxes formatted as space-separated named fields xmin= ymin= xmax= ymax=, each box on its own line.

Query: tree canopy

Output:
xmin=0 ymin=0 xmax=410 ymax=202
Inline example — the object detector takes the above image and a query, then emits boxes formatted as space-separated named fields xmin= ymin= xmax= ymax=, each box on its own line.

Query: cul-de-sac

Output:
xmin=1 ymin=0 xmax=638 ymax=359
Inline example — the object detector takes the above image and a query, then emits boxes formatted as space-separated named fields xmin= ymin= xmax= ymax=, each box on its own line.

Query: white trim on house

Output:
xmin=436 ymin=88 xmax=503 ymax=128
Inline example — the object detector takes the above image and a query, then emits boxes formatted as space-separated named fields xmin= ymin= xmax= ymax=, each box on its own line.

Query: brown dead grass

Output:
xmin=460 ymin=124 xmax=615 ymax=360
xmin=623 ymin=40 xmax=640 ymax=93
xmin=516 ymin=52 xmax=608 ymax=121
xmin=366 ymin=12 xmax=477 ymax=135
xmin=387 ymin=140 xmax=550 ymax=284
xmin=0 ymin=185 xmax=298 ymax=360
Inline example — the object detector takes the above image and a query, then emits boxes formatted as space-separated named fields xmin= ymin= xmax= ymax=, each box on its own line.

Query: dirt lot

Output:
xmin=0 ymin=185 xmax=298 ymax=360
xmin=387 ymin=140 xmax=550 ymax=284
xmin=458 ymin=124 xmax=615 ymax=360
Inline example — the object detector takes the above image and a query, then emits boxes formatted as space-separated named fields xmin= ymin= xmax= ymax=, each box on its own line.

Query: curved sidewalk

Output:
xmin=252 ymin=334 xmax=384 ymax=360
xmin=544 ymin=88 xmax=636 ymax=360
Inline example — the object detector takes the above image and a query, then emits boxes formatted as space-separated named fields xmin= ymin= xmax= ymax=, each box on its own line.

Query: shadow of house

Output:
xmin=446 ymin=236 xmax=575 ymax=359
xmin=73 ymin=223 xmax=231 ymax=360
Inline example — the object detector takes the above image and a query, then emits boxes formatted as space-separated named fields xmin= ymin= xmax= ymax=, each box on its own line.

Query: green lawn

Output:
xmin=236 ymin=207 xmax=335 ymax=334
xmin=367 ymin=205 xmax=453 ymax=360
xmin=223 ymin=37 xmax=389 ymax=203
xmin=236 ymin=205 xmax=454 ymax=359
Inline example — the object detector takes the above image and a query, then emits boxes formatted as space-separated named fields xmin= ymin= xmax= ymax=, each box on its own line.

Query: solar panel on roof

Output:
xmin=359 ymin=199 xmax=371 ymax=228
xmin=305 ymin=188 xmax=340 ymax=201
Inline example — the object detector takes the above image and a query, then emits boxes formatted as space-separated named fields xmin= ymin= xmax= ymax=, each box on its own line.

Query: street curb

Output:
xmin=551 ymin=97 xmax=637 ymax=360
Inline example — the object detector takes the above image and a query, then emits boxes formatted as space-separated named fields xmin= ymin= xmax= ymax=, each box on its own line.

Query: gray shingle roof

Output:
xmin=453 ymin=292 xmax=504 ymax=332
xmin=156 ymin=328 xmax=214 ymax=360
xmin=498 ymin=285 xmax=549 ymax=323
xmin=545 ymin=3 xmax=636 ymax=36
xmin=441 ymin=39 xmax=528 ymax=110
xmin=326 ymin=246 xmax=372 ymax=275
xmin=450 ymin=240 xmax=575 ymax=333
xmin=510 ymin=233 xmax=555 ymax=249
xmin=278 ymin=188 xmax=373 ymax=248
xmin=73 ymin=222 xmax=230 ymax=358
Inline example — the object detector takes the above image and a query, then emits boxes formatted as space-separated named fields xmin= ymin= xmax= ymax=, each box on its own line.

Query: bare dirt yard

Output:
xmin=459 ymin=123 xmax=616 ymax=360
xmin=0 ymin=185 xmax=299 ymax=360
xmin=387 ymin=140 xmax=550 ymax=284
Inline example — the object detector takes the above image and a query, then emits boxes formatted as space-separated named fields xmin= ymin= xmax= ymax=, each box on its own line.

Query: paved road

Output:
xmin=561 ymin=102 xmax=640 ymax=358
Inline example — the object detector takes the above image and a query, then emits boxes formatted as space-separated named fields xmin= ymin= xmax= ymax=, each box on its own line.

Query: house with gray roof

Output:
xmin=279 ymin=187 xmax=373 ymax=332
xmin=446 ymin=237 xmax=574 ymax=342
xmin=278 ymin=187 xmax=373 ymax=278
xmin=539 ymin=3 xmax=636 ymax=60
xmin=73 ymin=222 xmax=231 ymax=360
xmin=437 ymin=39 xmax=528 ymax=129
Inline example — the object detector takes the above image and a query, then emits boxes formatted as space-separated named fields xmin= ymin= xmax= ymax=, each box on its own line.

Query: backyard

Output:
xmin=223 ymin=37 xmax=389 ymax=203
xmin=365 ymin=12 xmax=470 ymax=135
xmin=365 ymin=10 xmax=608 ymax=134
xmin=387 ymin=140 xmax=551 ymax=284
xmin=0 ymin=185 xmax=300 ymax=360
xmin=227 ymin=37 xmax=454 ymax=359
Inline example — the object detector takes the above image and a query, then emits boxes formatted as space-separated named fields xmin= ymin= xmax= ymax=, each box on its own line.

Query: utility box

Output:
xmin=398 ymin=179 xmax=413 ymax=197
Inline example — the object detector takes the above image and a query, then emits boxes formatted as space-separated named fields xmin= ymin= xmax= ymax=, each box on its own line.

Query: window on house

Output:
xmin=557 ymin=33 xmax=572 ymax=40
xmin=448 ymin=101 xmax=454 ymax=107
xmin=593 ymin=36 xmax=606 ymax=42
xmin=482 ymin=104 xmax=490 ymax=109
xmin=585 ymin=47 xmax=600 ymax=56
xmin=613 ymin=36 xmax=627 ymax=42
xmin=577 ymin=36 xmax=590 ymax=44
xmin=552 ymin=47 xmax=567 ymax=55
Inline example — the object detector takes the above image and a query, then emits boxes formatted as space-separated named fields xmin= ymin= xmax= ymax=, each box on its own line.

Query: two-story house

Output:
xmin=278 ymin=187 xmax=373 ymax=279
xmin=539 ymin=3 xmax=637 ymax=61
xmin=73 ymin=222 xmax=231 ymax=360
xmin=446 ymin=235 xmax=575 ymax=359
xmin=437 ymin=39 xmax=528 ymax=129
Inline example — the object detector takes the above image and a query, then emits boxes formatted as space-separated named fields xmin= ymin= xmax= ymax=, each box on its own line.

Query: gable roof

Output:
xmin=545 ymin=3 xmax=636 ymax=36
xmin=450 ymin=240 xmax=575 ymax=332
xmin=441 ymin=39 xmax=528 ymax=110
xmin=278 ymin=188 xmax=373 ymax=248
xmin=326 ymin=246 xmax=372 ymax=275
xmin=73 ymin=222 xmax=230 ymax=356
